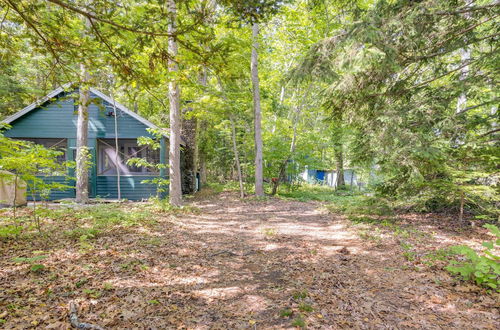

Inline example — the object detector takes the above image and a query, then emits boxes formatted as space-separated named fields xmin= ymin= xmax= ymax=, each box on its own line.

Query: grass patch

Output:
xmin=262 ymin=227 xmax=277 ymax=238
xmin=291 ymin=315 xmax=306 ymax=328
xmin=298 ymin=302 xmax=313 ymax=312
xmin=278 ymin=184 xmax=360 ymax=203
xmin=280 ymin=308 xmax=293 ymax=317
xmin=292 ymin=289 xmax=308 ymax=300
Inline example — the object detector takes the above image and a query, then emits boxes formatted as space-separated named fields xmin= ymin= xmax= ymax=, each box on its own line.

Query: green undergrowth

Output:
xmin=278 ymin=184 xmax=362 ymax=203
xmin=205 ymin=181 xmax=254 ymax=195
xmin=0 ymin=198 xmax=197 ymax=241
xmin=445 ymin=224 xmax=500 ymax=292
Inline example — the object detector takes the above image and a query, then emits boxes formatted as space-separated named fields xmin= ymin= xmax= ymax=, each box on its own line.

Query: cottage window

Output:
xmin=97 ymin=139 xmax=160 ymax=176
xmin=14 ymin=138 xmax=67 ymax=164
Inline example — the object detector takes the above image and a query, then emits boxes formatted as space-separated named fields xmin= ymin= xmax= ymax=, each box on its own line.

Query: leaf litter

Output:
xmin=0 ymin=191 xmax=498 ymax=328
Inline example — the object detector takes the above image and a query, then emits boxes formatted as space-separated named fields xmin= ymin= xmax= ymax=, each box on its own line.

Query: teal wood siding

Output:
xmin=4 ymin=93 xmax=76 ymax=138
xmin=4 ymin=91 xmax=154 ymax=139
xmin=5 ymin=89 xmax=170 ymax=201
xmin=88 ymin=92 xmax=154 ymax=139
xmin=27 ymin=176 xmax=75 ymax=201
xmin=96 ymin=176 xmax=167 ymax=200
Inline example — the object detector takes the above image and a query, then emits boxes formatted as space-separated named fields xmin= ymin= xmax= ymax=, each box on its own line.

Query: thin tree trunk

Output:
xmin=12 ymin=174 xmax=18 ymax=219
xmin=193 ymin=67 xmax=207 ymax=192
xmin=75 ymin=63 xmax=90 ymax=204
xmin=251 ymin=23 xmax=264 ymax=196
xmin=167 ymin=0 xmax=182 ymax=206
xmin=230 ymin=115 xmax=244 ymax=198
xmin=459 ymin=190 xmax=465 ymax=222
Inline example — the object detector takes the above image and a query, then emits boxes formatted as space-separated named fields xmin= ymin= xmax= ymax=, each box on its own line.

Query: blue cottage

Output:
xmin=2 ymin=84 xmax=183 ymax=201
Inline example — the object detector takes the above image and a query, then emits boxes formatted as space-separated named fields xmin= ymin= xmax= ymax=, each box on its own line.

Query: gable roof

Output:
xmin=2 ymin=84 xmax=184 ymax=145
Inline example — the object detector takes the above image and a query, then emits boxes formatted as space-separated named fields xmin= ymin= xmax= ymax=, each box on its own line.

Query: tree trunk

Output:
xmin=75 ymin=63 xmax=90 ymax=204
xmin=251 ymin=23 xmax=264 ymax=196
xmin=230 ymin=115 xmax=245 ymax=198
xmin=167 ymin=0 xmax=182 ymax=206
xmin=193 ymin=67 xmax=207 ymax=192
xmin=181 ymin=107 xmax=196 ymax=194
xmin=334 ymin=144 xmax=345 ymax=188
xmin=456 ymin=1 xmax=473 ymax=114
xmin=459 ymin=190 xmax=465 ymax=222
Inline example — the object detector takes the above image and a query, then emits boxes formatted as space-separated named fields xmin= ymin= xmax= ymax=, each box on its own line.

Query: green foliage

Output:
xmin=291 ymin=315 xmax=306 ymax=328
xmin=12 ymin=255 xmax=48 ymax=264
xmin=29 ymin=264 xmax=46 ymax=273
xmin=13 ymin=254 xmax=47 ymax=273
xmin=327 ymin=195 xmax=394 ymax=217
xmin=292 ymin=289 xmax=308 ymax=300
xmin=127 ymin=129 xmax=169 ymax=197
xmin=64 ymin=227 xmax=101 ymax=240
xmin=0 ymin=225 xmax=22 ymax=239
xmin=262 ymin=227 xmax=277 ymax=238
xmin=298 ymin=302 xmax=313 ymax=313
xmin=446 ymin=225 xmax=500 ymax=291
xmin=296 ymin=0 xmax=499 ymax=217
xmin=0 ymin=130 xmax=74 ymax=233
xmin=279 ymin=308 xmax=293 ymax=317
xmin=279 ymin=184 xmax=360 ymax=202
xmin=83 ymin=288 xmax=102 ymax=299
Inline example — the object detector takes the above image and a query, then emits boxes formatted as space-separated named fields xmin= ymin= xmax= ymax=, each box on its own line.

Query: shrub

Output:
xmin=445 ymin=224 xmax=500 ymax=291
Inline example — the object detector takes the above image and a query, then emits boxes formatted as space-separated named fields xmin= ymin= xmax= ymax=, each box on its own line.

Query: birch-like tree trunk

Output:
xmin=167 ymin=0 xmax=182 ymax=206
xmin=75 ymin=63 xmax=90 ymax=203
xmin=251 ymin=22 xmax=264 ymax=196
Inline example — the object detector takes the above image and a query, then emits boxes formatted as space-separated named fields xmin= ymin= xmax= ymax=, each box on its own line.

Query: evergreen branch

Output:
xmin=456 ymin=99 xmax=499 ymax=116
xmin=481 ymin=128 xmax=500 ymax=137
xmin=433 ymin=3 xmax=500 ymax=16
xmin=411 ymin=57 xmax=483 ymax=90
xmin=46 ymin=0 xmax=209 ymax=38
xmin=46 ymin=0 xmax=175 ymax=37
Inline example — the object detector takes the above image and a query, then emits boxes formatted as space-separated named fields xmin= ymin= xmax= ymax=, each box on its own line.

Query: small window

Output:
xmin=16 ymin=138 xmax=67 ymax=163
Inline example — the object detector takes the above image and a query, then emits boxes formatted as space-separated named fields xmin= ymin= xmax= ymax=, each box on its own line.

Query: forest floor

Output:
xmin=0 ymin=190 xmax=498 ymax=329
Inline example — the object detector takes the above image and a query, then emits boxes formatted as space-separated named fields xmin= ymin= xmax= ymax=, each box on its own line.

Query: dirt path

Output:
xmin=1 ymin=192 xmax=498 ymax=328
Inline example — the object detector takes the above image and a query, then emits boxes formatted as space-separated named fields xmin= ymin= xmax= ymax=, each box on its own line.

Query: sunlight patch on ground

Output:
xmin=262 ymin=243 xmax=280 ymax=251
xmin=195 ymin=286 xmax=244 ymax=301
